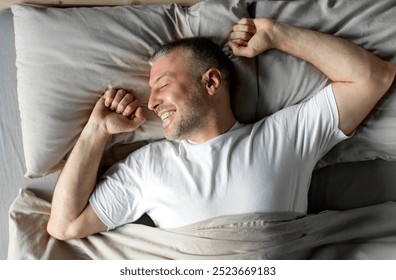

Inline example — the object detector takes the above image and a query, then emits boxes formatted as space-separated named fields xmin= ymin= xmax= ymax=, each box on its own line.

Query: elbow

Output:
xmin=360 ymin=61 xmax=396 ymax=102
xmin=387 ymin=62 xmax=396 ymax=88
xmin=373 ymin=61 xmax=396 ymax=95
xmin=47 ymin=219 xmax=79 ymax=241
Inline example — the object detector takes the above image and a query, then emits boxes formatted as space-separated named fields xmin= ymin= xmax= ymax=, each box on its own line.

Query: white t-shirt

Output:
xmin=90 ymin=85 xmax=348 ymax=229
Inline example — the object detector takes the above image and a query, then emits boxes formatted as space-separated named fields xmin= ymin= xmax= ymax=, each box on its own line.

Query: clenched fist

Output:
xmin=89 ymin=88 xmax=147 ymax=136
xmin=229 ymin=18 xmax=276 ymax=58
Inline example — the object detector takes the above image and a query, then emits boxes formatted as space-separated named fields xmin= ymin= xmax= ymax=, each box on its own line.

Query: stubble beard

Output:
xmin=165 ymin=83 xmax=209 ymax=141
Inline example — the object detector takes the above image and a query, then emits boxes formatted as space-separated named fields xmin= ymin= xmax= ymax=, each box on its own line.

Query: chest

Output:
xmin=138 ymin=135 xmax=310 ymax=227
xmin=144 ymin=139 xmax=302 ymax=202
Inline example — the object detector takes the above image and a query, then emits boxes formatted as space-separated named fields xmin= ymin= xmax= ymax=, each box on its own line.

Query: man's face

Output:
xmin=148 ymin=49 xmax=209 ymax=140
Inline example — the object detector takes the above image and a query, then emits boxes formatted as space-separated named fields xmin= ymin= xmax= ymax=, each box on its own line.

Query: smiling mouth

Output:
xmin=160 ymin=111 xmax=176 ymax=127
xmin=160 ymin=111 xmax=174 ymax=121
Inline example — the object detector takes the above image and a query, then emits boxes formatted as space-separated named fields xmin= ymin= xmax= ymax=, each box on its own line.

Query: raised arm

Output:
xmin=47 ymin=89 xmax=146 ymax=240
xmin=229 ymin=18 xmax=396 ymax=135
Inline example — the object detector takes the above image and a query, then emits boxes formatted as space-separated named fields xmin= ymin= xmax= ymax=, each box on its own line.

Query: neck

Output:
xmin=187 ymin=108 xmax=237 ymax=144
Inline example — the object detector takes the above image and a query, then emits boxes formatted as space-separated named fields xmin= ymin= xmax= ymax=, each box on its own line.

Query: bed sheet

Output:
xmin=0 ymin=8 xmax=58 ymax=260
xmin=8 ymin=189 xmax=396 ymax=260
xmin=3 ymin=0 xmax=396 ymax=260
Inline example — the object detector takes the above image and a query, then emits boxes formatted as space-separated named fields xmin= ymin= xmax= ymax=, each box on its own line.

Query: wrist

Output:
xmin=267 ymin=19 xmax=280 ymax=50
xmin=84 ymin=120 xmax=112 ymax=143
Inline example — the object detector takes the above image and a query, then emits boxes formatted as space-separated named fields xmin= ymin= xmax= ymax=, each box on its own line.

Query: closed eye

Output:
xmin=160 ymin=83 xmax=169 ymax=91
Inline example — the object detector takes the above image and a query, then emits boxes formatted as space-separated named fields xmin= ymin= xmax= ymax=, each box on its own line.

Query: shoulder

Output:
xmin=263 ymin=84 xmax=337 ymax=124
xmin=303 ymin=84 xmax=338 ymax=113
xmin=251 ymin=84 xmax=343 ymax=143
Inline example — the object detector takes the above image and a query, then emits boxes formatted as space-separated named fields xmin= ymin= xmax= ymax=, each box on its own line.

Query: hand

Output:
xmin=229 ymin=18 xmax=276 ymax=58
xmin=89 ymin=88 xmax=147 ymax=136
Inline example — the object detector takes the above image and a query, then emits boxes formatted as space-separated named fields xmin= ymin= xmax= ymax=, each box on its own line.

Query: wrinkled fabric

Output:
xmin=8 ymin=189 xmax=396 ymax=260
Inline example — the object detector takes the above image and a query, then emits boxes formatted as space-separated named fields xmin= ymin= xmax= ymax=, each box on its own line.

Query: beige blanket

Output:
xmin=8 ymin=189 xmax=396 ymax=259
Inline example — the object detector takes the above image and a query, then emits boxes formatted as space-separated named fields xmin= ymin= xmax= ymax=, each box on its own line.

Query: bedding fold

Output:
xmin=8 ymin=189 xmax=396 ymax=259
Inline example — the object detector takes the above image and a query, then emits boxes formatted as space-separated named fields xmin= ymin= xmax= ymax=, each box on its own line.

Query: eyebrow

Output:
xmin=153 ymin=71 xmax=174 ymax=85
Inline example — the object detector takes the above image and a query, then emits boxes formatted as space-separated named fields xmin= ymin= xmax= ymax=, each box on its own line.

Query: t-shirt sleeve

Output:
xmin=271 ymin=84 xmax=350 ymax=164
xmin=89 ymin=153 xmax=147 ymax=231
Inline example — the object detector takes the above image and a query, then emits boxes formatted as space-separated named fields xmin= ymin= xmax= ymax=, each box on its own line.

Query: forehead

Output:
xmin=149 ymin=49 xmax=190 ymax=87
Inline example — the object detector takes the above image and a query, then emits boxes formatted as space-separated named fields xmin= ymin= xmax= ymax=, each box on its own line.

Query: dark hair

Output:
xmin=150 ymin=37 xmax=235 ymax=94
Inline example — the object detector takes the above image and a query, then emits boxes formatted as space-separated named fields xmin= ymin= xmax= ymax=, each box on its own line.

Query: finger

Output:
xmin=229 ymin=31 xmax=252 ymax=42
xmin=110 ymin=89 xmax=127 ymax=111
xmin=228 ymin=38 xmax=248 ymax=51
xmin=237 ymin=17 xmax=254 ymax=26
xmin=234 ymin=18 xmax=255 ymax=31
xmin=228 ymin=40 xmax=254 ymax=58
xmin=103 ymin=88 xmax=116 ymax=107
xmin=116 ymin=93 xmax=136 ymax=114
xmin=232 ymin=23 xmax=256 ymax=35
xmin=228 ymin=40 xmax=240 ymax=55
xmin=121 ymin=99 xmax=140 ymax=117
xmin=131 ymin=106 xmax=147 ymax=126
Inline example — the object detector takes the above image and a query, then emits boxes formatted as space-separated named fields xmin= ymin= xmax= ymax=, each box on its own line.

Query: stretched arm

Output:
xmin=47 ymin=89 xmax=147 ymax=240
xmin=229 ymin=18 xmax=396 ymax=135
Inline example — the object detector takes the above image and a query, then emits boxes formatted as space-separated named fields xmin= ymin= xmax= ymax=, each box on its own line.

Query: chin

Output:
xmin=164 ymin=128 xmax=177 ymax=141
xmin=164 ymin=130 xmax=186 ymax=141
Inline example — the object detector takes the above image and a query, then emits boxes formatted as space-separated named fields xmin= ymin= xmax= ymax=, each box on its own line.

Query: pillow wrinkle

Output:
xmin=11 ymin=0 xmax=255 ymax=178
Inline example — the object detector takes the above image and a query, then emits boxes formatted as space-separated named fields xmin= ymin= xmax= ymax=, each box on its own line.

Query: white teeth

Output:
xmin=160 ymin=111 xmax=175 ymax=122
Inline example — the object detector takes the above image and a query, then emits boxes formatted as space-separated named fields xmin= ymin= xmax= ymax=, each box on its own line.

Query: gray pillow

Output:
xmin=12 ymin=0 xmax=255 ymax=178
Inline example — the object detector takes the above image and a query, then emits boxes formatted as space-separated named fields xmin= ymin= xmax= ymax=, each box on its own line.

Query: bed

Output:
xmin=1 ymin=0 xmax=396 ymax=260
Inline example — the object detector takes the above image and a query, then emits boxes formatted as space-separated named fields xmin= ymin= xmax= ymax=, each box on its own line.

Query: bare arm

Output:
xmin=229 ymin=18 xmax=396 ymax=135
xmin=47 ymin=89 xmax=147 ymax=240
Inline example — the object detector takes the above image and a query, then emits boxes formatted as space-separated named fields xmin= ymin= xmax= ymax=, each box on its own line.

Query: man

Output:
xmin=47 ymin=18 xmax=395 ymax=240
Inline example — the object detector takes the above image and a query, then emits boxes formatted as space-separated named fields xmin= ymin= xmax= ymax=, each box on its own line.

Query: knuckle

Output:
xmin=103 ymin=88 xmax=111 ymax=95
xmin=104 ymin=89 xmax=116 ymax=106
xmin=110 ymin=100 xmax=119 ymax=111
xmin=114 ymin=89 xmax=126 ymax=100
xmin=239 ymin=17 xmax=248 ymax=24
xmin=243 ymin=33 xmax=251 ymax=41
xmin=122 ymin=106 xmax=131 ymax=115
xmin=117 ymin=89 xmax=126 ymax=95
xmin=125 ymin=93 xmax=135 ymax=102
xmin=119 ymin=96 xmax=138 ymax=114
xmin=116 ymin=105 xmax=125 ymax=114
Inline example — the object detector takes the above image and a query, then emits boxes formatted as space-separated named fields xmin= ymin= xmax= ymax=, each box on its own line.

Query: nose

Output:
xmin=148 ymin=89 xmax=161 ymax=112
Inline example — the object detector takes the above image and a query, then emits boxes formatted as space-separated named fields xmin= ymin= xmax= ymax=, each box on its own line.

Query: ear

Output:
xmin=202 ymin=68 xmax=222 ymax=96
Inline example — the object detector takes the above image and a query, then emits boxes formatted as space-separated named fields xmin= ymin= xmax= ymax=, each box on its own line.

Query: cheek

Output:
xmin=165 ymin=86 xmax=188 ymax=104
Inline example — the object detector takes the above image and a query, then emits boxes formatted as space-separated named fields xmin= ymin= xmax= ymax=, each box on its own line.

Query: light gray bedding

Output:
xmin=8 ymin=189 xmax=396 ymax=259
xmin=2 ymin=0 xmax=396 ymax=260
xmin=0 ymin=8 xmax=58 ymax=260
